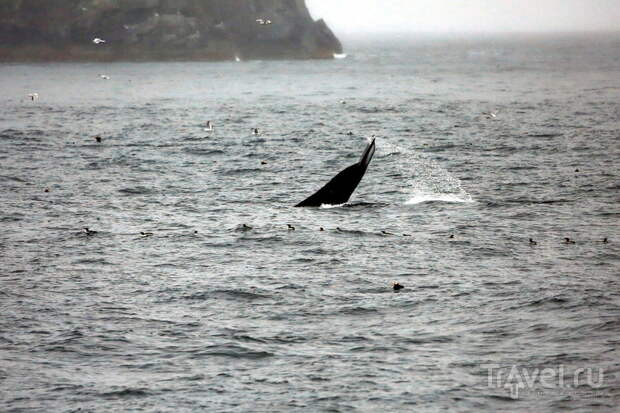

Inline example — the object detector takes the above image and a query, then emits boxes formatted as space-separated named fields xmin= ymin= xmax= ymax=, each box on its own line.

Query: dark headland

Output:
xmin=0 ymin=0 xmax=343 ymax=62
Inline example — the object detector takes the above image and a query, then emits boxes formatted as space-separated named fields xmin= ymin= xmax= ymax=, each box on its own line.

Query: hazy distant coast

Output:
xmin=0 ymin=0 xmax=342 ymax=62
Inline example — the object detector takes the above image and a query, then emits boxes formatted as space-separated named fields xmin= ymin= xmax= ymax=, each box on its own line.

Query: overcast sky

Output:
xmin=306 ymin=0 xmax=620 ymax=34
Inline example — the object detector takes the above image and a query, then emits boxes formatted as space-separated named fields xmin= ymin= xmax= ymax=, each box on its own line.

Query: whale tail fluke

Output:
xmin=295 ymin=138 xmax=376 ymax=207
xmin=358 ymin=138 xmax=375 ymax=169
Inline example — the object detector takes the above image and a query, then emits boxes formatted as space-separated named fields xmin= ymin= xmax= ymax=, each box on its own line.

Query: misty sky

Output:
xmin=307 ymin=0 xmax=620 ymax=34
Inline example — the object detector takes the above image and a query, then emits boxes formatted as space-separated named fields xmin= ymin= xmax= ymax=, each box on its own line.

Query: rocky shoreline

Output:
xmin=0 ymin=0 xmax=342 ymax=62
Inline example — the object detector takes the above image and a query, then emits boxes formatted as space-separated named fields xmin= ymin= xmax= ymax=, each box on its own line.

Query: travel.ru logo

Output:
xmin=482 ymin=364 xmax=605 ymax=399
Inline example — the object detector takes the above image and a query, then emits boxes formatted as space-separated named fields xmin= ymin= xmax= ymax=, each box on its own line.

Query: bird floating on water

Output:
xmin=287 ymin=224 xmax=295 ymax=231
xmin=83 ymin=227 xmax=98 ymax=236
xmin=564 ymin=237 xmax=576 ymax=244
xmin=93 ymin=38 xmax=106 ymax=44
xmin=529 ymin=238 xmax=537 ymax=245
xmin=256 ymin=18 xmax=272 ymax=25
xmin=204 ymin=120 xmax=214 ymax=132
xmin=252 ymin=128 xmax=260 ymax=135
xmin=393 ymin=282 xmax=404 ymax=291
xmin=27 ymin=93 xmax=39 ymax=101
xmin=99 ymin=74 xmax=110 ymax=80
xmin=140 ymin=231 xmax=153 ymax=237
xmin=94 ymin=135 xmax=102 ymax=143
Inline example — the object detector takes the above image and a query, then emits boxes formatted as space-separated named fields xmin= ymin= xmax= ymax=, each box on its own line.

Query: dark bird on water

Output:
xmin=449 ymin=234 xmax=454 ymax=239
xmin=140 ymin=231 xmax=153 ymax=237
xmin=83 ymin=227 xmax=98 ymax=236
xmin=287 ymin=224 xmax=295 ymax=231
xmin=529 ymin=238 xmax=537 ymax=245
xmin=319 ymin=227 xmax=324 ymax=231
xmin=564 ymin=237 xmax=576 ymax=244
xmin=393 ymin=282 xmax=404 ymax=291
xmin=602 ymin=237 xmax=608 ymax=243
xmin=95 ymin=135 xmax=102 ymax=143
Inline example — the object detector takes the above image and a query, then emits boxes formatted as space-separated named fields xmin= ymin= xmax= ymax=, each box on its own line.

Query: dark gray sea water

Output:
xmin=1 ymin=33 xmax=619 ymax=412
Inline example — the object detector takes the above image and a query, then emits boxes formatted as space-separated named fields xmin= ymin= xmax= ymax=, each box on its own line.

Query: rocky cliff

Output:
xmin=0 ymin=0 xmax=342 ymax=61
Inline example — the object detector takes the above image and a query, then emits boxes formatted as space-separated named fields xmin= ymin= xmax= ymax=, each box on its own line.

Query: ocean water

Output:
xmin=1 ymin=33 xmax=619 ymax=412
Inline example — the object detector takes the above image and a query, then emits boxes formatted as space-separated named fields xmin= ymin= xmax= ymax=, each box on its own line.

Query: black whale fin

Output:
xmin=295 ymin=138 xmax=376 ymax=207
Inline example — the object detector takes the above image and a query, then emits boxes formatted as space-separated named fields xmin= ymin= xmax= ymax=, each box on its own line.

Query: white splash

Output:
xmin=319 ymin=203 xmax=345 ymax=209
xmin=405 ymin=191 xmax=473 ymax=205
xmin=333 ymin=53 xmax=347 ymax=59
xmin=377 ymin=141 xmax=474 ymax=205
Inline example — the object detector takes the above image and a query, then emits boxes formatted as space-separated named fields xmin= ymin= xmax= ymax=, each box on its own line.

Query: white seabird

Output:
xmin=204 ymin=120 xmax=214 ymax=132
xmin=99 ymin=74 xmax=110 ymax=80
xmin=93 ymin=37 xmax=106 ymax=44
xmin=256 ymin=18 xmax=272 ymax=25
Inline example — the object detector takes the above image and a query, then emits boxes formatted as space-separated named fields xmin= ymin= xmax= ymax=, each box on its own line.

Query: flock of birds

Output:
xmin=77 ymin=219 xmax=610 ymax=294
xmin=32 ymin=102 xmax=610 ymax=293
xmin=25 ymin=20 xmax=611 ymax=293
xmin=26 ymin=16 xmax=275 ymax=94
